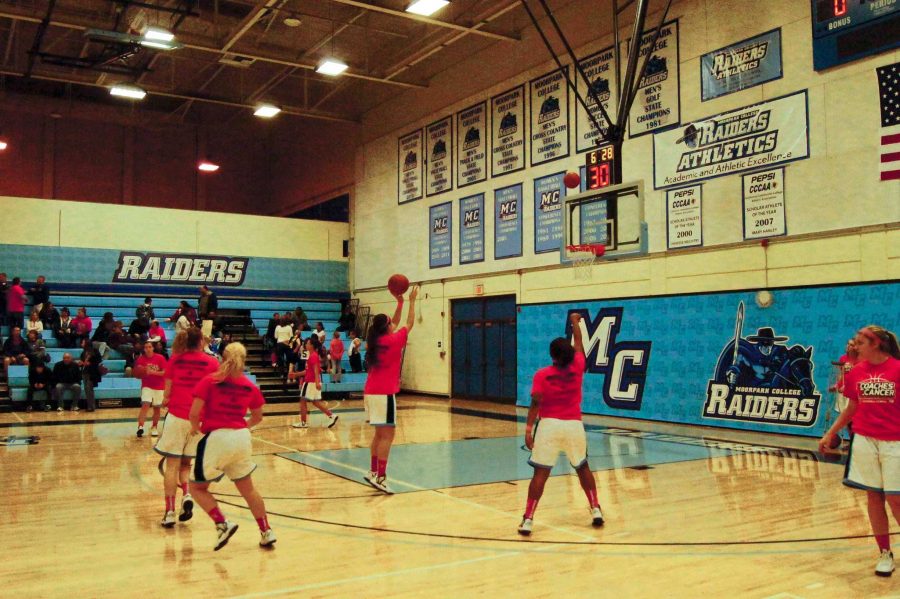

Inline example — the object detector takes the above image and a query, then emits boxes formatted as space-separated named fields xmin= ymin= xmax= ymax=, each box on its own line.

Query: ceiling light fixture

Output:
xmin=0 ymin=139 xmax=8 ymax=151
xmin=143 ymin=27 xmax=175 ymax=42
xmin=283 ymin=17 xmax=302 ymax=27
xmin=316 ymin=58 xmax=348 ymax=76
xmin=253 ymin=104 xmax=281 ymax=118
xmin=109 ymin=84 xmax=147 ymax=100
xmin=198 ymin=160 xmax=220 ymax=172
xmin=406 ymin=0 xmax=450 ymax=16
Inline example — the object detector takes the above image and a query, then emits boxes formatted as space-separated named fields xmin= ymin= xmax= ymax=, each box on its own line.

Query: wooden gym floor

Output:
xmin=1 ymin=397 xmax=895 ymax=598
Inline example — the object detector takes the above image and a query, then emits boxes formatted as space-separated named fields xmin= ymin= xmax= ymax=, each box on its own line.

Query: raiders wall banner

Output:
xmin=701 ymin=29 xmax=782 ymax=101
xmin=626 ymin=20 xmax=680 ymax=138
xmin=398 ymin=129 xmax=424 ymax=204
xmin=653 ymin=90 xmax=809 ymax=189
xmin=426 ymin=117 xmax=453 ymax=197
xmin=491 ymin=85 xmax=526 ymax=177
xmin=530 ymin=67 xmax=571 ymax=166
xmin=576 ymin=46 xmax=617 ymax=153
xmin=665 ymin=185 xmax=702 ymax=249
xmin=456 ymin=102 xmax=488 ymax=188
xmin=113 ymin=253 xmax=249 ymax=286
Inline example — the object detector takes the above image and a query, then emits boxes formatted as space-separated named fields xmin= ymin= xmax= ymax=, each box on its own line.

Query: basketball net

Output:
xmin=567 ymin=244 xmax=605 ymax=280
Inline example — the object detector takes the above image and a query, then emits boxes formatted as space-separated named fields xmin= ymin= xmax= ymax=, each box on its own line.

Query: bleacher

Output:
xmin=2 ymin=292 xmax=364 ymax=411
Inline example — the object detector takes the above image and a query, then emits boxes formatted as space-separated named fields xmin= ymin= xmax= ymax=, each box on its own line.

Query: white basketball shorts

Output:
xmin=141 ymin=387 xmax=164 ymax=407
xmin=844 ymin=434 xmax=900 ymax=494
xmin=300 ymin=382 xmax=322 ymax=401
xmin=193 ymin=428 xmax=255 ymax=483
xmin=154 ymin=414 xmax=200 ymax=458
xmin=364 ymin=394 xmax=396 ymax=427
xmin=529 ymin=417 xmax=588 ymax=469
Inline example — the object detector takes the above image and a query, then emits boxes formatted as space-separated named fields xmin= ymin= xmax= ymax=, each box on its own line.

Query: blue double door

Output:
xmin=451 ymin=295 xmax=517 ymax=403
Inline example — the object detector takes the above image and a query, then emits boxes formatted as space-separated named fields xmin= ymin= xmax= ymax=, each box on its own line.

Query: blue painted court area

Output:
xmin=278 ymin=432 xmax=737 ymax=494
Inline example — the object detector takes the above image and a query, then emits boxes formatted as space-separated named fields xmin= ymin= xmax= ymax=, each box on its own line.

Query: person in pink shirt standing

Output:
xmin=518 ymin=312 xmax=604 ymax=536
xmin=155 ymin=328 xmax=219 ymax=528
xmin=188 ymin=342 xmax=275 ymax=550
xmin=820 ymin=325 xmax=900 ymax=577
xmin=329 ymin=331 xmax=345 ymax=383
xmin=288 ymin=336 xmax=338 ymax=429
xmin=6 ymin=277 xmax=27 ymax=330
xmin=362 ymin=285 xmax=419 ymax=494
xmin=135 ymin=341 xmax=167 ymax=438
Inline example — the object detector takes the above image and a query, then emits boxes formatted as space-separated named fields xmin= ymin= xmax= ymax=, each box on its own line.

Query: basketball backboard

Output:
xmin=560 ymin=180 xmax=647 ymax=264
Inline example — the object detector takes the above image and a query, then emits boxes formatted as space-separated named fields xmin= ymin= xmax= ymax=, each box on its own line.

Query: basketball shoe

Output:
xmin=214 ymin=521 xmax=239 ymax=551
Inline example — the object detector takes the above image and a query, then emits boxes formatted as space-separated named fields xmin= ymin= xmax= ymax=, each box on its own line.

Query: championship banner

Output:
xmin=626 ymin=20 xmax=680 ymax=138
xmin=456 ymin=102 xmax=488 ymax=188
xmin=530 ymin=67 xmax=571 ymax=166
xmin=665 ymin=185 xmax=702 ymax=249
xmin=426 ymin=117 xmax=453 ymax=196
xmin=533 ymin=172 xmax=565 ymax=253
xmin=653 ymin=90 xmax=809 ymax=189
xmin=398 ymin=129 xmax=423 ymax=204
xmin=429 ymin=202 xmax=452 ymax=269
xmin=494 ymin=184 xmax=523 ymax=259
xmin=701 ymin=29 xmax=782 ymax=101
xmin=742 ymin=168 xmax=786 ymax=240
xmin=459 ymin=193 xmax=485 ymax=264
xmin=576 ymin=46 xmax=617 ymax=153
xmin=491 ymin=85 xmax=527 ymax=177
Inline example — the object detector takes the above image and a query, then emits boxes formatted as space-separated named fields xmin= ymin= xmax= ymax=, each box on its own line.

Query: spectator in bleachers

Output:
xmin=56 ymin=307 xmax=76 ymax=348
xmin=27 ymin=276 xmax=49 ymax=315
xmin=136 ymin=297 xmax=155 ymax=327
xmin=293 ymin=306 xmax=309 ymax=331
xmin=6 ymin=277 xmax=27 ymax=330
xmin=124 ymin=340 xmax=143 ymax=377
xmin=273 ymin=315 xmax=294 ymax=370
xmin=170 ymin=301 xmax=197 ymax=328
xmin=217 ymin=332 xmax=233 ymax=357
xmin=337 ymin=303 xmax=356 ymax=333
xmin=314 ymin=322 xmax=326 ymax=345
xmin=26 ymin=362 xmax=52 ymax=412
xmin=108 ymin=321 xmax=135 ymax=355
xmin=25 ymin=329 xmax=48 ymax=364
xmin=3 ymin=326 xmax=30 ymax=371
xmin=128 ymin=316 xmax=150 ymax=341
xmin=26 ymin=311 xmax=44 ymax=337
xmin=0 ymin=272 xmax=8 ymax=327
xmin=92 ymin=312 xmax=115 ymax=357
xmin=198 ymin=285 xmax=218 ymax=337
xmin=52 ymin=352 xmax=82 ymax=411
xmin=72 ymin=307 xmax=93 ymax=346
xmin=263 ymin=312 xmax=279 ymax=360
xmin=348 ymin=329 xmax=363 ymax=373
xmin=329 ymin=331 xmax=344 ymax=383
xmin=148 ymin=319 xmax=167 ymax=347
xmin=78 ymin=340 xmax=103 ymax=412
xmin=39 ymin=301 xmax=60 ymax=331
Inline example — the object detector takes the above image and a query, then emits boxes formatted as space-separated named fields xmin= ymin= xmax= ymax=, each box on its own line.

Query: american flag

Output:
xmin=877 ymin=62 xmax=900 ymax=181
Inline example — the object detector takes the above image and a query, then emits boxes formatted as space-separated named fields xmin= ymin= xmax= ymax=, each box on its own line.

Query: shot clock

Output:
xmin=585 ymin=145 xmax=616 ymax=190
xmin=811 ymin=0 xmax=900 ymax=71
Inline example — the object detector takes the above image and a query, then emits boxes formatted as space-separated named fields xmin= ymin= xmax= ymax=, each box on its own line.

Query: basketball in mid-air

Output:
xmin=388 ymin=274 xmax=410 ymax=296
xmin=563 ymin=171 xmax=581 ymax=189
xmin=133 ymin=365 xmax=147 ymax=379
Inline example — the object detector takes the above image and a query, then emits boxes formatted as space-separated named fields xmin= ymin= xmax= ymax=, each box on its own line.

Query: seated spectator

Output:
xmin=314 ymin=322 xmax=326 ymax=345
xmin=124 ymin=341 xmax=143 ymax=377
xmin=3 ymin=326 xmax=30 ymax=371
xmin=0 ymin=272 xmax=8 ymax=327
xmin=52 ymin=352 xmax=82 ymax=411
xmin=263 ymin=312 xmax=280 ymax=359
xmin=293 ymin=306 xmax=310 ymax=331
xmin=128 ymin=316 xmax=150 ymax=340
xmin=152 ymin=339 xmax=169 ymax=360
xmin=72 ymin=307 xmax=93 ymax=345
xmin=25 ymin=329 xmax=49 ymax=364
xmin=39 ymin=301 xmax=60 ymax=331
xmin=217 ymin=332 xmax=233 ymax=356
xmin=169 ymin=301 xmax=197 ymax=330
xmin=78 ymin=340 xmax=103 ymax=412
xmin=7 ymin=276 xmax=26 ymax=329
xmin=337 ymin=303 xmax=356 ymax=333
xmin=348 ymin=329 xmax=363 ymax=373
xmin=28 ymin=275 xmax=50 ymax=315
xmin=135 ymin=297 xmax=154 ymax=326
xmin=108 ymin=321 xmax=135 ymax=355
xmin=26 ymin=362 xmax=53 ymax=412
xmin=91 ymin=311 xmax=115 ymax=355
xmin=147 ymin=319 xmax=167 ymax=347
xmin=56 ymin=307 xmax=77 ymax=348
xmin=26 ymin=311 xmax=44 ymax=337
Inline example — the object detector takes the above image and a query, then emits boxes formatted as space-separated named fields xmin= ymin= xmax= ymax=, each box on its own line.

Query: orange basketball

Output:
xmin=563 ymin=171 xmax=581 ymax=189
xmin=133 ymin=365 xmax=146 ymax=379
xmin=388 ymin=274 xmax=410 ymax=296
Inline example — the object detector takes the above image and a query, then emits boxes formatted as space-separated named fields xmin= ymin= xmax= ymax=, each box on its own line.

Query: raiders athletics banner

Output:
xmin=113 ymin=253 xmax=248 ymax=286
xmin=530 ymin=67 xmax=571 ymax=166
xmin=701 ymin=29 xmax=782 ymax=101
xmin=576 ymin=46 xmax=617 ymax=153
xmin=653 ymin=90 xmax=809 ymax=189
xmin=627 ymin=20 xmax=680 ymax=138
xmin=398 ymin=129 xmax=424 ymax=204
xmin=426 ymin=116 xmax=453 ymax=196
xmin=456 ymin=102 xmax=488 ymax=188
xmin=491 ymin=85 xmax=526 ymax=177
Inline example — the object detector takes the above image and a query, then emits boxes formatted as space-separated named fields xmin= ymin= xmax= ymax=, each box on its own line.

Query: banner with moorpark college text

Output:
xmin=653 ymin=90 xmax=809 ymax=189
xmin=517 ymin=281 xmax=900 ymax=438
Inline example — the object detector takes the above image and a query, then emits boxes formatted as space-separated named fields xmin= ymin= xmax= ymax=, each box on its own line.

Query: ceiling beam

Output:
xmin=327 ymin=0 xmax=519 ymax=42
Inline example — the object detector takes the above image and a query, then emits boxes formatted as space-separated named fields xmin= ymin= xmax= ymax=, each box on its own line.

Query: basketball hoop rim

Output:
xmin=566 ymin=243 xmax=606 ymax=257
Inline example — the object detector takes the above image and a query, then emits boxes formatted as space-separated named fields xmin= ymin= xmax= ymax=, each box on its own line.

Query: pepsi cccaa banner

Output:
xmin=530 ymin=67 xmax=571 ymax=166
xmin=398 ymin=129 xmax=423 ymax=204
xmin=491 ymin=86 xmax=527 ymax=177
xmin=494 ymin=184 xmax=523 ymax=259
xmin=701 ymin=29 xmax=782 ymax=101
xmin=459 ymin=193 xmax=484 ymax=264
xmin=429 ymin=202 xmax=452 ymax=268
xmin=653 ymin=90 xmax=809 ymax=189
xmin=576 ymin=46 xmax=617 ymax=153
xmin=426 ymin=117 xmax=453 ymax=196
xmin=626 ymin=20 xmax=680 ymax=138
xmin=517 ymin=281 xmax=900 ymax=437
xmin=456 ymin=102 xmax=488 ymax=188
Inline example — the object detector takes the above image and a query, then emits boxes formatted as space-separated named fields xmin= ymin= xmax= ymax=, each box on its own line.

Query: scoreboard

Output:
xmin=811 ymin=0 xmax=900 ymax=70
xmin=585 ymin=145 xmax=616 ymax=190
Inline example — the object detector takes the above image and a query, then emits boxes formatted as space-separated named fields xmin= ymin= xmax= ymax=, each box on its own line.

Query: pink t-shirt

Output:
xmin=149 ymin=325 xmax=167 ymax=343
xmin=7 ymin=284 xmax=25 ymax=312
xmin=364 ymin=328 xmax=408 ymax=395
xmin=330 ymin=338 xmax=345 ymax=360
xmin=304 ymin=352 xmax=321 ymax=383
xmin=531 ymin=352 xmax=586 ymax=421
xmin=192 ymin=373 xmax=265 ymax=434
xmin=135 ymin=353 xmax=167 ymax=390
xmin=72 ymin=316 xmax=93 ymax=335
xmin=847 ymin=357 xmax=900 ymax=441
xmin=164 ymin=350 xmax=219 ymax=419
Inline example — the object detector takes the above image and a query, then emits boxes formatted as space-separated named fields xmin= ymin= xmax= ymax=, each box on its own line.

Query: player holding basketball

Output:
xmin=518 ymin=312 xmax=604 ymax=536
xmin=363 ymin=283 xmax=419 ymax=493
xmin=135 ymin=341 xmax=167 ymax=438
xmin=289 ymin=335 xmax=338 ymax=429
xmin=189 ymin=342 xmax=276 ymax=550
xmin=819 ymin=325 xmax=900 ymax=576
xmin=154 ymin=328 xmax=219 ymax=528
